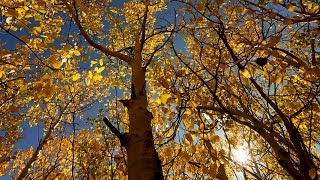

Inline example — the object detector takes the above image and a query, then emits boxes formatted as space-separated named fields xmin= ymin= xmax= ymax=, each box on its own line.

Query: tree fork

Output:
xmin=103 ymin=118 xmax=126 ymax=146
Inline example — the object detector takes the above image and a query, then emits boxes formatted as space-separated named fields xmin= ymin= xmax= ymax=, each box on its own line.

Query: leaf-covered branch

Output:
xmin=62 ymin=0 xmax=133 ymax=65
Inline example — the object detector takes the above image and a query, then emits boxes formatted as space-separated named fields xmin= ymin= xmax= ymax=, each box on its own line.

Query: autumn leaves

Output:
xmin=0 ymin=0 xmax=319 ymax=179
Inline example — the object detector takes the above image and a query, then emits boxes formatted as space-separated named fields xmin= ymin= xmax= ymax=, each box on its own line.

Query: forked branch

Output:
xmin=62 ymin=0 xmax=133 ymax=65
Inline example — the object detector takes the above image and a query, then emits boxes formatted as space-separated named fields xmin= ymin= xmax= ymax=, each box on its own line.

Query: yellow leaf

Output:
xmin=241 ymin=68 xmax=251 ymax=78
xmin=90 ymin=60 xmax=97 ymax=67
xmin=57 ymin=72 xmax=64 ymax=80
xmin=6 ymin=17 xmax=13 ymax=25
xmin=25 ymin=13 xmax=33 ymax=18
xmin=73 ymin=50 xmax=81 ymax=56
xmin=273 ymin=0 xmax=282 ymax=4
xmin=10 ymin=26 xmax=18 ymax=31
xmin=160 ymin=94 xmax=171 ymax=104
xmin=287 ymin=4 xmax=296 ymax=12
xmin=34 ymin=14 xmax=42 ymax=21
xmin=212 ymin=135 xmax=221 ymax=143
xmin=189 ymin=146 xmax=196 ymax=153
xmin=185 ymin=109 xmax=192 ymax=115
xmin=309 ymin=168 xmax=316 ymax=179
xmin=229 ymin=137 xmax=237 ymax=146
xmin=183 ymin=119 xmax=194 ymax=129
xmin=220 ymin=149 xmax=226 ymax=155
xmin=95 ymin=67 xmax=105 ymax=73
xmin=39 ymin=9 xmax=46 ymax=14
xmin=180 ymin=151 xmax=191 ymax=162
xmin=16 ymin=7 xmax=27 ymax=17
xmin=88 ymin=71 xmax=93 ymax=79
xmin=185 ymin=133 xmax=194 ymax=142
xmin=52 ymin=61 xmax=62 ymax=69
xmin=0 ymin=70 xmax=5 ymax=78
xmin=45 ymin=85 xmax=55 ymax=98
xmin=72 ymin=73 xmax=81 ymax=81
xmin=85 ymin=77 xmax=91 ymax=85
xmin=163 ymin=147 xmax=173 ymax=156
xmin=216 ymin=160 xmax=220 ymax=168
xmin=93 ymin=74 xmax=103 ymax=81
xmin=189 ymin=100 xmax=197 ymax=108
xmin=42 ymin=74 xmax=51 ymax=80
xmin=263 ymin=69 xmax=269 ymax=78
xmin=32 ymin=26 xmax=42 ymax=35
xmin=65 ymin=85 xmax=75 ymax=93
xmin=23 ymin=65 xmax=31 ymax=71
xmin=92 ymin=141 xmax=101 ymax=151
xmin=99 ymin=59 xmax=103 ymax=66
xmin=275 ymin=76 xmax=283 ymax=84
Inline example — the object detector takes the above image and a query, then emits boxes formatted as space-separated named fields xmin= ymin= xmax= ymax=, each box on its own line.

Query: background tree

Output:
xmin=165 ymin=0 xmax=319 ymax=179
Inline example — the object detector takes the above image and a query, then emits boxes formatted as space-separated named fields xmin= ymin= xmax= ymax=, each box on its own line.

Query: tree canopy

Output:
xmin=0 ymin=0 xmax=319 ymax=179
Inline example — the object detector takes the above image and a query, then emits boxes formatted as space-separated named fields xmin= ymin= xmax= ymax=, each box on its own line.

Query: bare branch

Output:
xmin=102 ymin=117 xmax=125 ymax=146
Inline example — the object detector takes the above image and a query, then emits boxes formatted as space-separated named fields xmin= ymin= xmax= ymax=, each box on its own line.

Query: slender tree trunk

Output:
xmin=122 ymin=57 xmax=163 ymax=180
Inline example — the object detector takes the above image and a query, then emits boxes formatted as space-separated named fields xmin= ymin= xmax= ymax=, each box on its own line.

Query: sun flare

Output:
xmin=233 ymin=146 xmax=250 ymax=164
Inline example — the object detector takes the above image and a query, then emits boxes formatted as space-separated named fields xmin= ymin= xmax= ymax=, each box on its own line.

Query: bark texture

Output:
xmin=122 ymin=59 xmax=164 ymax=180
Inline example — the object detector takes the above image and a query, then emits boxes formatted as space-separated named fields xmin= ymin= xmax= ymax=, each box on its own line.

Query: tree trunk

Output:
xmin=122 ymin=59 xmax=163 ymax=180
xmin=62 ymin=0 xmax=163 ymax=178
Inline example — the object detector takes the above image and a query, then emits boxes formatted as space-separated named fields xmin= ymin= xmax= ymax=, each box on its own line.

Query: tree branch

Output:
xmin=197 ymin=106 xmax=252 ymax=120
xmin=62 ymin=0 xmax=133 ymax=65
xmin=139 ymin=2 xmax=149 ymax=51
xmin=144 ymin=10 xmax=178 ymax=69
xmin=217 ymin=24 xmax=316 ymax=177
xmin=102 ymin=118 xmax=125 ymax=146
xmin=172 ymin=43 xmax=301 ymax=178
xmin=17 ymin=102 xmax=71 ymax=180
xmin=0 ymin=25 xmax=55 ymax=70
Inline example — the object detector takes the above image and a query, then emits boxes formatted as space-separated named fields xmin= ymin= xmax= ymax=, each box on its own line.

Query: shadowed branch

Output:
xmin=102 ymin=117 xmax=125 ymax=146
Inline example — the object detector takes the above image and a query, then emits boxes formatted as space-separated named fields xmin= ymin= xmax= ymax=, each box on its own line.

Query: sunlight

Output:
xmin=233 ymin=146 xmax=250 ymax=164
xmin=202 ymin=113 xmax=211 ymax=120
